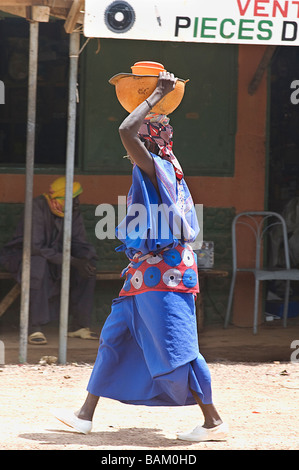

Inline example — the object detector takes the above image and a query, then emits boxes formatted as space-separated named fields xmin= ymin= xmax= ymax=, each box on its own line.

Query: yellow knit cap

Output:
xmin=48 ymin=176 xmax=83 ymax=200
xmin=43 ymin=177 xmax=83 ymax=217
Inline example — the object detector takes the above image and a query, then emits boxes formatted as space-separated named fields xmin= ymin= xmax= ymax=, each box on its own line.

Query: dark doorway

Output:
xmin=268 ymin=46 xmax=299 ymax=309
xmin=269 ymin=46 xmax=299 ymax=214
xmin=0 ymin=17 xmax=72 ymax=168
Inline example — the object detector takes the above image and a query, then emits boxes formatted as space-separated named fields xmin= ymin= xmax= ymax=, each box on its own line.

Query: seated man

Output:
xmin=0 ymin=177 xmax=98 ymax=345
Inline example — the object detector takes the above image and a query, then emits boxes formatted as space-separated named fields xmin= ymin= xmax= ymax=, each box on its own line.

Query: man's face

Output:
xmin=73 ymin=196 xmax=80 ymax=212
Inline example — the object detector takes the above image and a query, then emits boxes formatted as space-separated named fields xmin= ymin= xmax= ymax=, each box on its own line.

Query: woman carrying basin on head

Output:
xmin=52 ymin=61 xmax=229 ymax=442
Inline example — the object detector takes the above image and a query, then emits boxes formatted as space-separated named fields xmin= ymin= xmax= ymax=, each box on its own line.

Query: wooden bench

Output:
xmin=0 ymin=269 xmax=229 ymax=333
xmin=0 ymin=272 xmax=21 ymax=318
xmin=0 ymin=271 xmax=122 ymax=318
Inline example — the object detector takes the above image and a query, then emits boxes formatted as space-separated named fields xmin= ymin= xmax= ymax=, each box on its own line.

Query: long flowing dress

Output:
xmin=87 ymin=154 xmax=213 ymax=406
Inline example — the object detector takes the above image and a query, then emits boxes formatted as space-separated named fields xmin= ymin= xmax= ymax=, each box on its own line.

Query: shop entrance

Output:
xmin=267 ymin=46 xmax=299 ymax=311
xmin=269 ymin=46 xmax=299 ymax=215
xmin=0 ymin=17 xmax=72 ymax=168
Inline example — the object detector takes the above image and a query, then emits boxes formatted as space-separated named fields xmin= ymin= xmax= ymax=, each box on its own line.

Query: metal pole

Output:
xmin=19 ymin=21 xmax=39 ymax=363
xmin=58 ymin=31 xmax=80 ymax=364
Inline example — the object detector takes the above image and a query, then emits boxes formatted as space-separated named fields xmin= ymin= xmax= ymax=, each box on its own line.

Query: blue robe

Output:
xmin=87 ymin=155 xmax=213 ymax=406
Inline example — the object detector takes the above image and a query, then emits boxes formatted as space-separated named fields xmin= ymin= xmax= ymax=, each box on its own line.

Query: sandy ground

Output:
xmin=0 ymin=359 xmax=298 ymax=451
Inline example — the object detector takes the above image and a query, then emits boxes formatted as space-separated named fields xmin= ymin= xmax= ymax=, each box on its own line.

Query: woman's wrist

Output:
xmin=119 ymin=88 xmax=164 ymax=135
xmin=145 ymin=99 xmax=152 ymax=110
xmin=147 ymin=88 xmax=164 ymax=107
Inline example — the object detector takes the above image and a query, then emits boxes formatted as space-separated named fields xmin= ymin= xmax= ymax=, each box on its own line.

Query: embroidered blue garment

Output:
xmin=87 ymin=292 xmax=213 ymax=406
xmin=115 ymin=154 xmax=199 ymax=260
xmin=86 ymin=154 xmax=212 ymax=407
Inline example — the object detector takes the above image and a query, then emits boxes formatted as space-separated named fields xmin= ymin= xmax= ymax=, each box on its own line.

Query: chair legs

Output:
xmin=226 ymin=276 xmax=262 ymax=334
xmin=282 ymin=280 xmax=290 ymax=328
xmin=224 ymin=272 xmax=236 ymax=328
xmin=253 ymin=279 xmax=260 ymax=335
xmin=227 ymin=276 xmax=290 ymax=334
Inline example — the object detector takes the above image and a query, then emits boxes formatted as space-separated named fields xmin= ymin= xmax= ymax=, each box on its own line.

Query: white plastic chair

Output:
xmin=224 ymin=211 xmax=299 ymax=334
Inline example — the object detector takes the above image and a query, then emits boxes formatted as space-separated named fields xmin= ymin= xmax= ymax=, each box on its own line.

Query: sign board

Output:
xmin=84 ymin=0 xmax=299 ymax=45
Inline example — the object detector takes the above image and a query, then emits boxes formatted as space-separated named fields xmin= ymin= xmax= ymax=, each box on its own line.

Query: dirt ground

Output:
xmin=0 ymin=361 xmax=298 ymax=451
xmin=0 ymin=321 xmax=299 ymax=451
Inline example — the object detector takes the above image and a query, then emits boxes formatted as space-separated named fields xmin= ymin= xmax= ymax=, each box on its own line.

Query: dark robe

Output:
xmin=0 ymin=196 xmax=97 ymax=330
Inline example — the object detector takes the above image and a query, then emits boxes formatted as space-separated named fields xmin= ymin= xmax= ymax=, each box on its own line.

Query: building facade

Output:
xmin=1 ymin=15 xmax=293 ymax=330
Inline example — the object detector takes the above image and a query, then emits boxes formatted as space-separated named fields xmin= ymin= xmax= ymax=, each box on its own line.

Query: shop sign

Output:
xmin=84 ymin=0 xmax=299 ymax=45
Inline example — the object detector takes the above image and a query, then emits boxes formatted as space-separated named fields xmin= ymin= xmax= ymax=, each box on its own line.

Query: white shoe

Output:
xmin=177 ymin=422 xmax=229 ymax=442
xmin=51 ymin=408 xmax=92 ymax=434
